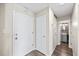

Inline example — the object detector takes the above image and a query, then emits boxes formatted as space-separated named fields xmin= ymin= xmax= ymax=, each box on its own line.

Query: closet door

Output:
xmin=13 ymin=11 xmax=33 ymax=56
xmin=36 ymin=15 xmax=47 ymax=54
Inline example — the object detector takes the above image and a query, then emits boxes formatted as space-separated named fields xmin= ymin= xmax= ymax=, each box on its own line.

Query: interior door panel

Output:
xmin=13 ymin=11 xmax=33 ymax=56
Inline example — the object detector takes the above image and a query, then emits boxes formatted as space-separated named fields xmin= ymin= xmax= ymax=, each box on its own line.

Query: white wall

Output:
xmin=71 ymin=4 xmax=79 ymax=56
xmin=0 ymin=4 xmax=5 ymax=56
xmin=48 ymin=8 xmax=58 ymax=55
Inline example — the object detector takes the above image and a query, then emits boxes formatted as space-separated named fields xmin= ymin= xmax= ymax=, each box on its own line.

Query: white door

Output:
xmin=13 ymin=11 xmax=33 ymax=56
xmin=36 ymin=15 xmax=47 ymax=54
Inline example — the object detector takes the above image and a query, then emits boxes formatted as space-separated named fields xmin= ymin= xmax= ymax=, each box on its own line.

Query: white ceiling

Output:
xmin=50 ymin=3 xmax=74 ymax=17
xmin=19 ymin=3 xmax=74 ymax=18
xmin=19 ymin=3 xmax=48 ymax=13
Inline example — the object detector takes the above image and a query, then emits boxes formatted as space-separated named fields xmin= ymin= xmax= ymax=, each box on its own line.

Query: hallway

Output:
xmin=52 ymin=42 xmax=73 ymax=56
xmin=0 ymin=3 xmax=79 ymax=56
xmin=26 ymin=42 xmax=73 ymax=56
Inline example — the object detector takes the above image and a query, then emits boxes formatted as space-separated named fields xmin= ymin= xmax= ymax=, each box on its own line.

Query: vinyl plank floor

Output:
xmin=25 ymin=50 xmax=45 ymax=56
xmin=52 ymin=42 xmax=73 ymax=56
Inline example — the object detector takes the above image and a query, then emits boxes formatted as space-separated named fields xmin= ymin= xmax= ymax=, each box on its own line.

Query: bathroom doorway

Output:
xmin=60 ymin=23 xmax=69 ymax=45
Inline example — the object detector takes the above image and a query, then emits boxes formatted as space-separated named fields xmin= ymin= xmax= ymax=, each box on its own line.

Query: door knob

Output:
xmin=15 ymin=37 xmax=18 ymax=40
xmin=15 ymin=33 xmax=18 ymax=36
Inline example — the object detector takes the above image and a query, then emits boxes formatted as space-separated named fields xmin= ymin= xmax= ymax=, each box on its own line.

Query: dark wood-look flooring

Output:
xmin=25 ymin=50 xmax=45 ymax=56
xmin=26 ymin=42 xmax=73 ymax=56
xmin=52 ymin=42 xmax=73 ymax=56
